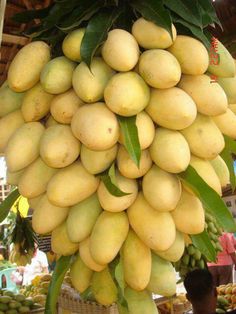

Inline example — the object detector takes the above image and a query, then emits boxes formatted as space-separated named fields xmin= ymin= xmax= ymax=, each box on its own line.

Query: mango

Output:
xmin=146 ymin=87 xmax=197 ymax=130
xmin=213 ymin=108 xmax=236 ymax=139
xmin=150 ymin=128 xmax=190 ymax=173
xmin=171 ymin=189 xmax=205 ymax=234
xmin=6 ymin=168 xmax=24 ymax=185
xmin=179 ymin=74 xmax=227 ymax=116
xmin=28 ymin=194 xmax=43 ymax=210
xmin=104 ymin=72 xmax=150 ymax=116
xmin=210 ymin=156 xmax=230 ymax=188
xmin=70 ymin=254 xmax=93 ymax=293
xmin=139 ymin=49 xmax=181 ymax=89
xmin=168 ymin=35 xmax=209 ymax=75
xmin=66 ymin=193 xmax=102 ymax=243
xmin=8 ymin=41 xmax=50 ymax=92
xmin=123 ymin=229 xmax=151 ymax=291
xmin=181 ymin=113 xmax=225 ymax=159
xmin=102 ymin=29 xmax=139 ymax=71
xmin=97 ymin=171 xmax=138 ymax=212
xmin=147 ymin=253 xmax=176 ymax=296
xmin=45 ymin=115 xmax=59 ymax=128
xmin=127 ymin=192 xmax=176 ymax=251
xmin=40 ymin=56 xmax=76 ymax=94
xmin=229 ymin=104 xmax=236 ymax=115
xmin=0 ymin=83 xmax=24 ymax=117
xmin=51 ymin=222 xmax=79 ymax=256
xmin=18 ymin=157 xmax=57 ymax=198
xmin=72 ymin=57 xmax=115 ymax=103
xmin=91 ymin=268 xmax=118 ymax=305
xmin=142 ymin=165 xmax=181 ymax=212
xmin=71 ymin=102 xmax=119 ymax=150
xmin=47 ymin=161 xmax=99 ymax=207
xmin=5 ymin=122 xmax=45 ymax=172
xmin=40 ymin=124 xmax=80 ymax=168
xmin=132 ymin=18 xmax=176 ymax=49
xmin=90 ymin=211 xmax=129 ymax=265
xmin=62 ymin=28 xmax=85 ymax=62
xmin=0 ymin=110 xmax=25 ymax=152
xmin=32 ymin=194 xmax=69 ymax=234
xmin=218 ymin=76 xmax=236 ymax=104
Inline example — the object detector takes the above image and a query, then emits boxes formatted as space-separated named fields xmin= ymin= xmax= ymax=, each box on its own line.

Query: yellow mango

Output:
xmin=213 ymin=108 xmax=236 ymax=139
xmin=127 ymin=193 xmax=176 ymax=251
xmin=218 ymin=76 xmax=236 ymax=104
xmin=5 ymin=122 xmax=45 ymax=172
xmin=171 ymin=189 xmax=205 ymax=234
xmin=90 ymin=211 xmax=129 ymax=265
xmin=102 ymin=29 xmax=139 ymax=71
xmin=168 ymin=35 xmax=209 ymax=75
xmin=47 ymin=161 xmax=99 ymax=207
xmin=51 ymin=222 xmax=79 ymax=256
xmin=8 ymin=41 xmax=50 ymax=92
xmin=6 ymin=168 xmax=24 ymax=185
xmin=154 ymin=231 xmax=185 ymax=262
xmin=0 ymin=110 xmax=25 ymax=152
xmin=21 ymin=83 xmax=54 ymax=121
xmin=97 ymin=171 xmax=138 ymax=212
xmin=32 ymin=195 xmax=69 ymax=234
xmin=142 ymin=165 xmax=181 ymax=212
xmin=28 ymin=194 xmax=44 ymax=210
xmin=62 ymin=28 xmax=85 ymax=62
xmin=40 ymin=56 xmax=76 ymax=94
xmin=181 ymin=113 xmax=225 ymax=159
xmin=40 ymin=124 xmax=80 ymax=168
xmin=147 ymin=253 xmax=176 ymax=296
xmin=178 ymin=74 xmax=228 ymax=116
xmin=18 ymin=157 xmax=57 ymax=198
xmin=210 ymin=156 xmax=230 ymax=188
xmin=72 ymin=57 xmax=115 ymax=103
xmin=146 ymin=87 xmax=197 ymax=130
xmin=150 ymin=128 xmax=190 ymax=173
xmin=66 ymin=193 xmax=102 ymax=243
xmin=229 ymin=104 xmax=236 ymax=115
xmin=70 ymin=254 xmax=93 ymax=293
xmin=0 ymin=83 xmax=24 ymax=117
xmin=91 ymin=268 xmax=118 ymax=306
xmin=123 ymin=230 xmax=151 ymax=291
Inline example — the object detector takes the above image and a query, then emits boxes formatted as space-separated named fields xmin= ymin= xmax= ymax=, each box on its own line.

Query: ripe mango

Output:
xmin=62 ymin=28 xmax=85 ymax=62
xmin=6 ymin=168 xmax=24 ymax=185
xmin=0 ymin=83 xmax=24 ymax=117
xmin=210 ymin=156 xmax=230 ymax=188
xmin=218 ymin=76 xmax=236 ymax=104
xmin=213 ymin=108 xmax=236 ymax=139
xmin=70 ymin=254 xmax=93 ymax=293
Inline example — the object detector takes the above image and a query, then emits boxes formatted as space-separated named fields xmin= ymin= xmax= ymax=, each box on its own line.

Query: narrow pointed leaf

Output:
xmin=179 ymin=166 xmax=236 ymax=232
xmin=118 ymin=116 xmax=141 ymax=167
xmin=0 ymin=188 xmax=20 ymax=223
xmin=81 ymin=8 xmax=123 ymax=66
xmin=131 ymin=0 xmax=172 ymax=38
xmin=191 ymin=230 xmax=216 ymax=262
xmin=197 ymin=0 xmax=222 ymax=27
xmin=45 ymin=256 xmax=72 ymax=314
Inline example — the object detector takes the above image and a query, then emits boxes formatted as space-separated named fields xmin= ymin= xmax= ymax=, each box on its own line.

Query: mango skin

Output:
xmin=62 ymin=28 xmax=85 ymax=62
xmin=210 ymin=155 xmax=230 ymax=188
xmin=212 ymin=108 xmax=236 ymax=140
xmin=70 ymin=254 xmax=93 ymax=293
xmin=0 ymin=83 xmax=24 ymax=117
xmin=8 ymin=41 xmax=50 ymax=92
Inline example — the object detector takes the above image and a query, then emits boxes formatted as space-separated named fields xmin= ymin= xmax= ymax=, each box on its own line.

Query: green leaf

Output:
xmin=45 ymin=256 xmax=72 ymax=314
xmin=220 ymin=135 xmax=236 ymax=191
xmin=12 ymin=6 xmax=52 ymax=23
xmin=100 ymin=164 xmax=130 ymax=197
xmin=118 ymin=116 xmax=141 ymax=167
xmin=197 ymin=0 xmax=222 ymax=27
xmin=131 ymin=0 xmax=172 ymax=38
xmin=163 ymin=0 xmax=202 ymax=29
xmin=179 ymin=166 xmax=236 ymax=232
xmin=81 ymin=7 xmax=122 ymax=66
xmin=0 ymin=188 xmax=20 ymax=223
xmin=191 ymin=230 xmax=216 ymax=262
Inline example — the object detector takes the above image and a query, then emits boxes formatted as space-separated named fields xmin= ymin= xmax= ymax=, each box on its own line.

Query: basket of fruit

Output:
xmin=216 ymin=283 xmax=236 ymax=313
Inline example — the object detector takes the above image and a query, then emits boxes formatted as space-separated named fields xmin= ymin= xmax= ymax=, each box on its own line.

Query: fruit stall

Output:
xmin=1 ymin=0 xmax=236 ymax=313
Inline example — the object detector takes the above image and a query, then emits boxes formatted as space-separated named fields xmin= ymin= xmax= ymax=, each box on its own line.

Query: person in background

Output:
xmin=207 ymin=232 xmax=236 ymax=286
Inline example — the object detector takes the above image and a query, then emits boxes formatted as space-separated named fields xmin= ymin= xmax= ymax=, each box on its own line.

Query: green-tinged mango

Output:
xmin=40 ymin=56 xmax=76 ymax=94
xmin=0 ymin=82 xmax=24 ymax=117
xmin=21 ymin=83 xmax=54 ymax=121
xmin=181 ymin=113 xmax=225 ymax=160
xmin=143 ymin=165 xmax=182 ymax=212
xmin=62 ymin=28 xmax=85 ymax=62
xmin=51 ymin=222 xmax=79 ymax=256
xmin=210 ymin=156 xmax=230 ymax=188
xmin=0 ymin=295 xmax=11 ymax=303
xmin=5 ymin=122 xmax=45 ymax=172
xmin=47 ymin=161 xmax=99 ymax=207
xmin=127 ymin=192 xmax=176 ymax=251
xmin=66 ymin=193 xmax=102 ymax=243
xmin=212 ymin=108 xmax=236 ymax=139
xmin=72 ymin=57 xmax=115 ymax=103
xmin=218 ymin=76 xmax=236 ymax=104
xmin=32 ymin=194 xmax=69 ymax=234
xmin=40 ymin=124 xmax=80 ymax=168
xmin=147 ymin=253 xmax=176 ymax=296
xmin=91 ymin=268 xmax=118 ymax=306
xmin=18 ymin=157 xmax=57 ymax=198
xmin=18 ymin=306 xmax=30 ymax=313
xmin=123 ymin=229 xmax=151 ymax=291
xmin=171 ymin=189 xmax=205 ymax=234
xmin=90 ymin=211 xmax=129 ymax=265
xmin=0 ymin=110 xmax=25 ymax=152
xmin=154 ymin=231 xmax=185 ymax=262
xmin=70 ymin=254 xmax=93 ymax=293
xmin=0 ymin=303 xmax=8 ymax=311
xmin=150 ymin=128 xmax=190 ymax=173
xmin=8 ymin=41 xmax=50 ymax=92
